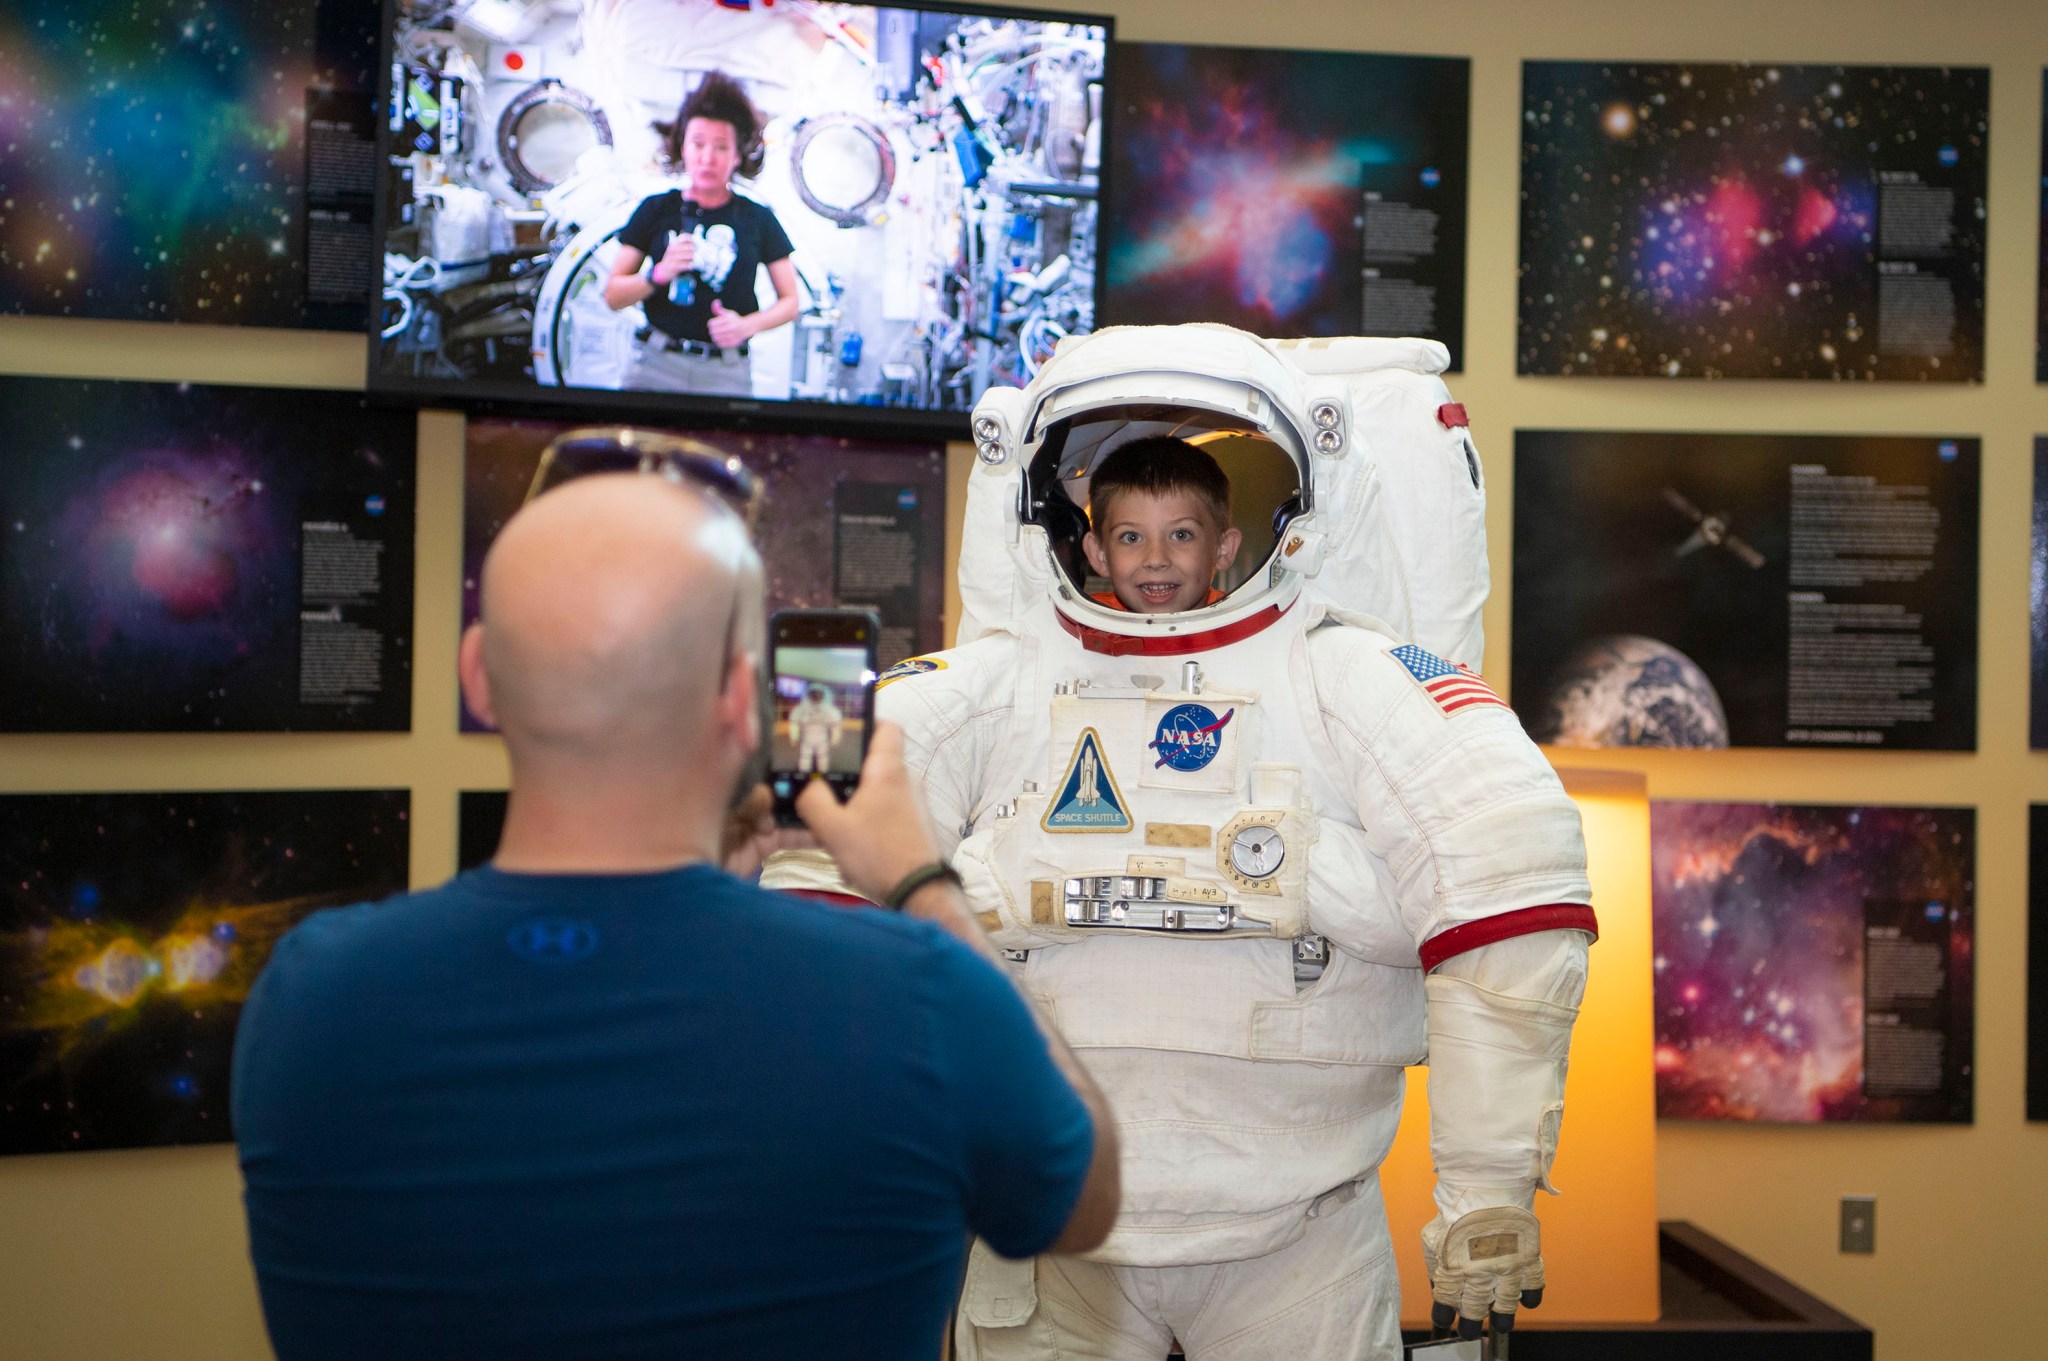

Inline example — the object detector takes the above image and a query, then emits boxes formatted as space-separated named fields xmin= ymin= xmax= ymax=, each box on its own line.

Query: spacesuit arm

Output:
xmin=1421 ymin=927 xmax=1588 ymax=1336
xmin=1305 ymin=627 xmax=1594 ymax=1335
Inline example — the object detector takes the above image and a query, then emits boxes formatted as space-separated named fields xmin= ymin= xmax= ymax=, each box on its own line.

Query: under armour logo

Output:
xmin=507 ymin=917 xmax=601 ymax=963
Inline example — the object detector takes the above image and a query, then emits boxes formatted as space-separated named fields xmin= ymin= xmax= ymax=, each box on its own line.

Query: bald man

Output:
xmin=233 ymin=475 xmax=1118 ymax=1361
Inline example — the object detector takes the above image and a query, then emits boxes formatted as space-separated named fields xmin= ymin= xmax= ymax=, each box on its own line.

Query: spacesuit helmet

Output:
xmin=979 ymin=326 xmax=1325 ymax=647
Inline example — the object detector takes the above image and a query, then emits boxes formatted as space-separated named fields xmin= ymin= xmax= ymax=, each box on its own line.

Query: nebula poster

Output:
xmin=1520 ymin=62 xmax=1986 ymax=381
xmin=0 ymin=375 xmax=416 ymax=732
xmin=1104 ymin=43 xmax=1469 ymax=366
xmin=0 ymin=789 xmax=409 ymax=1155
xmin=463 ymin=422 xmax=945 ymax=731
xmin=1653 ymin=801 xmax=1973 ymax=1124
xmin=0 ymin=1 xmax=377 ymax=329
xmin=1512 ymin=430 xmax=1978 ymax=752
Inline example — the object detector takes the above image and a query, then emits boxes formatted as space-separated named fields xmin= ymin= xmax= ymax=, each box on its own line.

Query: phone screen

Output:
xmin=768 ymin=611 xmax=879 ymax=824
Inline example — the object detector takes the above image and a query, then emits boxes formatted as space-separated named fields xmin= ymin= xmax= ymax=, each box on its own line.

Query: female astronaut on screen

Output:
xmin=601 ymin=71 xmax=800 ymax=397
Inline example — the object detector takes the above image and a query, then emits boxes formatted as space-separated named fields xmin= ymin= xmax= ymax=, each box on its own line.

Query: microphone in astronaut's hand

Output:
xmin=669 ymin=195 xmax=704 ymax=307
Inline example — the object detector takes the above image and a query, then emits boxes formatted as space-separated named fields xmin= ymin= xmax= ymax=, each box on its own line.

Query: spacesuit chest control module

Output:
xmin=774 ymin=323 xmax=1598 ymax=1359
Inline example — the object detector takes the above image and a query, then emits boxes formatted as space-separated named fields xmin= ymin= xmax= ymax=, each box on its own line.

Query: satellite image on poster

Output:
xmin=0 ymin=375 xmax=417 ymax=732
xmin=462 ymin=419 xmax=944 ymax=731
xmin=0 ymin=789 xmax=409 ymax=1156
xmin=1512 ymin=429 xmax=1979 ymax=751
xmin=1520 ymin=62 xmax=1987 ymax=381
xmin=1653 ymin=800 xmax=1973 ymax=1124
xmin=1105 ymin=42 xmax=1468 ymax=366
xmin=0 ymin=0 xmax=379 ymax=329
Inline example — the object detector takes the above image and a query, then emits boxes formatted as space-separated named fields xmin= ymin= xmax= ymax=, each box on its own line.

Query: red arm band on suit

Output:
xmin=785 ymin=889 xmax=871 ymax=909
xmin=1419 ymin=904 xmax=1599 ymax=972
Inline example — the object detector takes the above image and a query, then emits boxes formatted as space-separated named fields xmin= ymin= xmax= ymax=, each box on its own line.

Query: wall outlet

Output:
xmin=1839 ymin=1195 xmax=1876 ymax=1253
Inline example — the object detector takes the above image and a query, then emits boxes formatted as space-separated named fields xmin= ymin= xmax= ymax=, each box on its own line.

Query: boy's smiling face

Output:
xmin=1082 ymin=487 xmax=1243 ymax=615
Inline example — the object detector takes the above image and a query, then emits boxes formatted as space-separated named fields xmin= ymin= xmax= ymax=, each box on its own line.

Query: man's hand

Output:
xmin=794 ymin=722 xmax=938 ymax=904
xmin=651 ymin=233 xmax=696 ymax=287
xmin=719 ymin=783 xmax=815 ymax=880
xmin=1422 ymin=1204 xmax=1546 ymax=1341
xmin=706 ymin=301 xmax=752 ymax=348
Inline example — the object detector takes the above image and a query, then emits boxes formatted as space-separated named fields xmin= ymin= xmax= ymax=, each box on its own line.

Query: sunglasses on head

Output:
xmin=525 ymin=427 xmax=763 ymax=530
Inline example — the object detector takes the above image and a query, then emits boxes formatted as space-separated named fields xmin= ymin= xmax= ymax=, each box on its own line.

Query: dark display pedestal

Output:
xmin=1395 ymin=1220 xmax=1872 ymax=1360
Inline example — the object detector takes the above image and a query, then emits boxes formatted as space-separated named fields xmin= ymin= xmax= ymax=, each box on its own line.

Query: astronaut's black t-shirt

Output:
xmin=617 ymin=190 xmax=794 ymax=343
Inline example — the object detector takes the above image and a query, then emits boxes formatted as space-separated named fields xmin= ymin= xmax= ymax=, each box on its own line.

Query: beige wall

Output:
xmin=2 ymin=1 xmax=2045 ymax=1357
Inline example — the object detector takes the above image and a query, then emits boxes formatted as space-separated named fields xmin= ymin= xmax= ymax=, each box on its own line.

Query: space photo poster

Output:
xmin=0 ymin=375 xmax=417 ymax=733
xmin=1511 ymin=430 xmax=1978 ymax=751
xmin=1519 ymin=62 xmax=1987 ymax=381
xmin=0 ymin=0 xmax=380 ymax=329
xmin=463 ymin=421 xmax=945 ymax=732
xmin=1104 ymin=43 xmax=1469 ymax=367
xmin=1653 ymin=801 xmax=1973 ymax=1124
xmin=0 ymin=789 xmax=410 ymax=1156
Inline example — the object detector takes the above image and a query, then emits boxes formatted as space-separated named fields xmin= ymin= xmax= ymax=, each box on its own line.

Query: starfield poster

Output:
xmin=0 ymin=789 xmax=409 ymax=1155
xmin=1512 ymin=430 xmax=1978 ymax=751
xmin=1653 ymin=801 xmax=1973 ymax=1124
xmin=1520 ymin=62 xmax=1986 ymax=381
xmin=463 ymin=422 xmax=945 ymax=731
xmin=0 ymin=1 xmax=377 ymax=329
xmin=1105 ymin=43 xmax=1469 ymax=366
xmin=0 ymin=376 xmax=416 ymax=732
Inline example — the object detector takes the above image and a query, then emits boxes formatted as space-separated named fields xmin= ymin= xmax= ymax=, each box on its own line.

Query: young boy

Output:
xmin=1080 ymin=437 xmax=1243 ymax=613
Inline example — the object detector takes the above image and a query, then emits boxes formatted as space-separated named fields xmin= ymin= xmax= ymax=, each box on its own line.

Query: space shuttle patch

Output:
xmin=1043 ymin=728 xmax=1133 ymax=833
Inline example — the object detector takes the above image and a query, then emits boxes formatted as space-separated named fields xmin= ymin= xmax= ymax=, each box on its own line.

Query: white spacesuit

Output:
xmin=788 ymin=685 xmax=844 ymax=774
xmin=780 ymin=324 xmax=1596 ymax=1357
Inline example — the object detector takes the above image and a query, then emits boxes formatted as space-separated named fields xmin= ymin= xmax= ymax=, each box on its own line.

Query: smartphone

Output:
xmin=768 ymin=608 xmax=882 ymax=827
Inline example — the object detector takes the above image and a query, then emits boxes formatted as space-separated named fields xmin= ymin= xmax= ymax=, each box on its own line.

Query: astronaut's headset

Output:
xmin=1019 ymin=405 xmax=1310 ymax=601
xmin=523 ymin=427 xmax=772 ymax=804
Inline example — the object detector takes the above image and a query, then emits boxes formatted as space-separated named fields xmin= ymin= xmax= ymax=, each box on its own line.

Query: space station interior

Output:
xmin=376 ymin=0 xmax=1105 ymax=411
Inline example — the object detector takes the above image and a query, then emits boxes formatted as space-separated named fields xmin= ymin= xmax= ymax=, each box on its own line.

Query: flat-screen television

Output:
xmin=368 ymin=0 xmax=1111 ymax=435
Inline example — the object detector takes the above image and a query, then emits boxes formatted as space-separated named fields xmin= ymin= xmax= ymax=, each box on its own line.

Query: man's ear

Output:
xmin=721 ymin=647 xmax=761 ymax=753
xmin=457 ymin=622 xmax=498 ymax=729
xmin=1081 ymin=529 xmax=1110 ymax=578
xmin=1215 ymin=524 xmax=1244 ymax=571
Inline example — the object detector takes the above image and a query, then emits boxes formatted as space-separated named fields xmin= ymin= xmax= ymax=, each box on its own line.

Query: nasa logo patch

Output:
xmin=875 ymin=656 xmax=945 ymax=690
xmin=507 ymin=917 xmax=600 ymax=963
xmin=1149 ymin=703 xmax=1235 ymax=772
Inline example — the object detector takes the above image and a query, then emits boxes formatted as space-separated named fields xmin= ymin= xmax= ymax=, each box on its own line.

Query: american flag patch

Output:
xmin=1390 ymin=644 xmax=1508 ymax=717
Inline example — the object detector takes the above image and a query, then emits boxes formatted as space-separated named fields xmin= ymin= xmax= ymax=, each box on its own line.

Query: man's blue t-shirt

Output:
xmin=232 ymin=865 xmax=1093 ymax=1361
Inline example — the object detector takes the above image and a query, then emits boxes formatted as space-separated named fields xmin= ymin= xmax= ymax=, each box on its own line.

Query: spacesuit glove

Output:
xmin=1421 ymin=1192 xmax=1545 ymax=1340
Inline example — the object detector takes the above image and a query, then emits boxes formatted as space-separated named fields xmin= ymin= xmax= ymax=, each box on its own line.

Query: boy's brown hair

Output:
xmin=1086 ymin=437 xmax=1232 ymax=533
